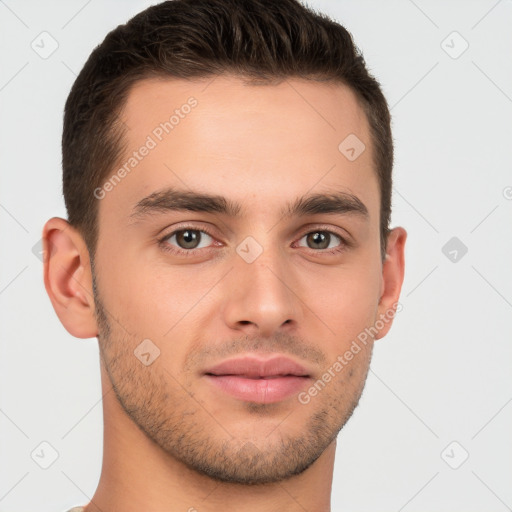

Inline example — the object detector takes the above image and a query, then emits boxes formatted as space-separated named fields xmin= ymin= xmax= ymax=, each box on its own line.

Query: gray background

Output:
xmin=1 ymin=0 xmax=511 ymax=510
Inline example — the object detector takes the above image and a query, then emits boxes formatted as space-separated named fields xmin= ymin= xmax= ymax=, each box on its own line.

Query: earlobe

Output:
xmin=375 ymin=226 xmax=407 ymax=340
xmin=42 ymin=217 xmax=99 ymax=339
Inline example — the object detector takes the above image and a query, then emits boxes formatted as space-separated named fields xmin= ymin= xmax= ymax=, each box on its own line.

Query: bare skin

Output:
xmin=43 ymin=75 xmax=406 ymax=512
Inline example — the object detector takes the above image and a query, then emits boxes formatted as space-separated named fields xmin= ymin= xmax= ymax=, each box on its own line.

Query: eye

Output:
xmin=295 ymin=230 xmax=346 ymax=254
xmin=159 ymin=227 xmax=216 ymax=256
xmin=158 ymin=225 xmax=349 ymax=258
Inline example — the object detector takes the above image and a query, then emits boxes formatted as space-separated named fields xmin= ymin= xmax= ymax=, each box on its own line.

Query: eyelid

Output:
xmin=296 ymin=223 xmax=353 ymax=245
xmin=159 ymin=222 xmax=350 ymax=241
xmin=158 ymin=223 xmax=221 ymax=249
xmin=156 ymin=220 xmax=217 ymax=238
xmin=158 ymin=222 xmax=353 ymax=255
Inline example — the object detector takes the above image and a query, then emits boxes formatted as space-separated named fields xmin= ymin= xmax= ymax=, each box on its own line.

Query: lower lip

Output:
xmin=204 ymin=375 xmax=310 ymax=404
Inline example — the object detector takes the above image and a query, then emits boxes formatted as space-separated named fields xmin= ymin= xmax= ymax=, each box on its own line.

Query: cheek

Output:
xmin=310 ymin=263 xmax=381 ymax=343
xmin=98 ymin=234 xmax=382 ymax=349
xmin=97 ymin=249 xmax=188 ymax=323
xmin=98 ymin=255 xmax=209 ymax=360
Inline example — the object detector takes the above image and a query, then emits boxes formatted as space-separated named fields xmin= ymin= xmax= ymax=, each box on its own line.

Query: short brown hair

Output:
xmin=62 ymin=0 xmax=393 ymax=261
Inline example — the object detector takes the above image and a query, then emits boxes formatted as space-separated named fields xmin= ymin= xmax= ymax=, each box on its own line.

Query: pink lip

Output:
xmin=203 ymin=355 xmax=312 ymax=404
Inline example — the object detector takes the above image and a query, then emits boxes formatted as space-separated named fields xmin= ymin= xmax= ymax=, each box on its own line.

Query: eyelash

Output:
xmin=157 ymin=224 xmax=350 ymax=258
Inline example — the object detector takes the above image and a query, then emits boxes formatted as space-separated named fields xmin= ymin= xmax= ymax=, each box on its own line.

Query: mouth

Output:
xmin=203 ymin=355 xmax=312 ymax=404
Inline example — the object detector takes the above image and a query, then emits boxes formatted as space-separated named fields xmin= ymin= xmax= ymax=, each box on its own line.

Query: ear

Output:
xmin=42 ymin=217 xmax=98 ymax=339
xmin=375 ymin=227 xmax=407 ymax=340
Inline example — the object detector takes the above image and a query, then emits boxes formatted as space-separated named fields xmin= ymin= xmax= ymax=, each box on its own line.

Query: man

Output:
xmin=43 ymin=0 xmax=406 ymax=510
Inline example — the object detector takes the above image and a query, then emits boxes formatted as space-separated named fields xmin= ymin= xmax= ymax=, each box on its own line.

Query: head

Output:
xmin=44 ymin=0 xmax=406 ymax=485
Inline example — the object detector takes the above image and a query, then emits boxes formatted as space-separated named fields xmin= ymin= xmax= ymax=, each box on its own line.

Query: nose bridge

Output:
xmin=222 ymin=231 xmax=302 ymax=334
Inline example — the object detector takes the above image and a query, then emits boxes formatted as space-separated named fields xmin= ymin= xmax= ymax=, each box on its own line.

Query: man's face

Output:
xmin=92 ymin=75 xmax=388 ymax=484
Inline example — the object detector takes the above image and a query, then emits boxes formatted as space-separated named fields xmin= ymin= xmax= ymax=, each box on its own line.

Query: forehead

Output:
xmin=120 ymin=75 xmax=370 ymax=152
xmin=100 ymin=75 xmax=378 ymax=226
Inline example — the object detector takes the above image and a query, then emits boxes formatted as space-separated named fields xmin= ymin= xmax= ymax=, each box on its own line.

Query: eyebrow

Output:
xmin=129 ymin=186 xmax=369 ymax=222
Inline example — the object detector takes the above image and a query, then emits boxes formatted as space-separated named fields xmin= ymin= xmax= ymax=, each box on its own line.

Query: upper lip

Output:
xmin=204 ymin=355 xmax=311 ymax=378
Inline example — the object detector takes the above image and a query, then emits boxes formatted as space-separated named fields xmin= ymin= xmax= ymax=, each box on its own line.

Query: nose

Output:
xmin=221 ymin=243 xmax=302 ymax=338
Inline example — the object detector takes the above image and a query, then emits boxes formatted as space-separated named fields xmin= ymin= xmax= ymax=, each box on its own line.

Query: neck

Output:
xmin=83 ymin=366 xmax=336 ymax=512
